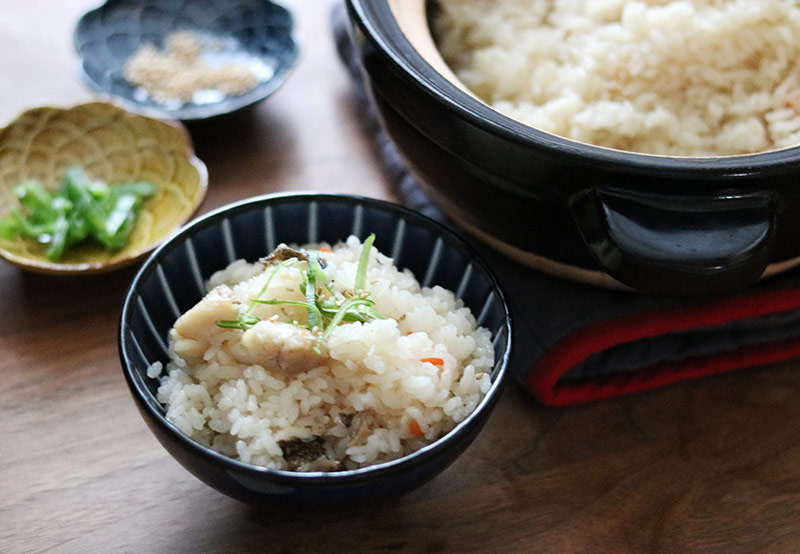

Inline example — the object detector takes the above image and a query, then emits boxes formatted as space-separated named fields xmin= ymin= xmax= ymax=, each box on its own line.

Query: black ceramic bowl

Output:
xmin=118 ymin=193 xmax=511 ymax=506
xmin=345 ymin=0 xmax=800 ymax=296
xmin=74 ymin=0 xmax=298 ymax=120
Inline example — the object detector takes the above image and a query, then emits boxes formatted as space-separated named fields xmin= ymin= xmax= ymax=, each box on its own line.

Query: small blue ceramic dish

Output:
xmin=74 ymin=0 xmax=299 ymax=120
xmin=118 ymin=193 xmax=511 ymax=506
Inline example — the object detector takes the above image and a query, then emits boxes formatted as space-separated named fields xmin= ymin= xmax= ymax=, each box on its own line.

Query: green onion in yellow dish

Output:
xmin=0 ymin=167 xmax=156 ymax=262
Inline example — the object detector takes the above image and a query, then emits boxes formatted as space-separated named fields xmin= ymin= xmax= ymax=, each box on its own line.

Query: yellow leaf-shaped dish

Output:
xmin=0 ymin=102 xmax=208 ymax=274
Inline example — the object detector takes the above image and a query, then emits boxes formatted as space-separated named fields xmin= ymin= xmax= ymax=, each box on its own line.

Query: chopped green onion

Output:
xmin=354 ymin=233 xmax=375 ymax=295
xmin=252 ymin=299 xmax=323 ymax=328
xmin=62 ymin=168 xmax=114 ymax=246
xmin=0 ymin=167 xmax=156 ymax=261
xmin=15 ymin=180 xmax=57 ymax=221
xmin=9 ymin=206 xmax=51 ymax=239
xmin=215 ymin=257 xmax=300 ymax=332
xmin=356 ymin=304 xmax=384 ymax=321
xmin=304 ymin=251 xmax=323 ymax=329
xmin=45 ymin=208 xmax=70 ymax=262
xmin=105 ymin=194 xmax=139 ymax=237
xmin=216 ymin=314 xmax=262 ymax=331
xmin=246 ymin=258 xmax=299 ymax=316
xmin=313 ymin=297 xmax=377 ymax=354
xmin=310 ymin=252 xmax=344 ymax=301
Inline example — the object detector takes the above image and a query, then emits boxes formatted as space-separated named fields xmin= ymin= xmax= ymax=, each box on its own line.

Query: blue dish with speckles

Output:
xmin=74 ymin=0 xmax=299 ymax=120
xmin=118 ymin=193 xmax=511 ymax=506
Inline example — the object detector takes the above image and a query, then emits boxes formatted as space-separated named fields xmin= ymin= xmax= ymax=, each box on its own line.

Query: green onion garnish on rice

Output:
xmin=215 ymin=233 xmax=383 ymax=354
xmin=354 ymin=232 xmax=375 ymax=295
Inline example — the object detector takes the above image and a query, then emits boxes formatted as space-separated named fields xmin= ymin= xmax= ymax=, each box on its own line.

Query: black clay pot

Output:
xmin=345 ymin=0 xmax=800 ymax=296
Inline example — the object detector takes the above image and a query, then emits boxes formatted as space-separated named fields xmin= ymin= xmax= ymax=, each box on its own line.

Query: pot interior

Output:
xmin=386 ymin=0 xmax=468 ymax=91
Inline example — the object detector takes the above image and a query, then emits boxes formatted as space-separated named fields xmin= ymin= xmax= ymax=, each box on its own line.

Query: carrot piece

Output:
xmin=320 ymin=247 xmax=333 ymax=253
xmin=408 ymin=419 xmax=424 ymax=436
xmin=421 ymin=357 xmax=444 ymax=366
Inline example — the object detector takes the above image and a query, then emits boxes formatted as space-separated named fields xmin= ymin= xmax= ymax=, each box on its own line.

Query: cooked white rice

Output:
xmin=433 ymin=0 xmax=800 ymax=156
xmin=151 ymin=236 xmax=494 ymax=471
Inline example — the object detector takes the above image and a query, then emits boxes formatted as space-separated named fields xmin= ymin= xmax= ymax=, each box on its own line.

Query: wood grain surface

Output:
xmin=4 ymin=2 xmax=800 ymax=553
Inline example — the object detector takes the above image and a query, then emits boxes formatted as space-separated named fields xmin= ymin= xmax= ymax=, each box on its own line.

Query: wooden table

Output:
xmin=4 ymin=2 xmax=800 ymax=553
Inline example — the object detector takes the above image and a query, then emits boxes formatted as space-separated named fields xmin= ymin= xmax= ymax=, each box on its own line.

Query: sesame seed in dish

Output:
xmin=124 ymin=31 xmax=272 ymax=105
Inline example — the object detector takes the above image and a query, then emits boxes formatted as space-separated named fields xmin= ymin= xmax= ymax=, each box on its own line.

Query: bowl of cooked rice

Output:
xmin=74 ymin=0 xmax=299 ymax=120
xmin=345 ymin=0 xmax=800 ymax=296
xmin=118 ymin=192 xmax=511 ymax=505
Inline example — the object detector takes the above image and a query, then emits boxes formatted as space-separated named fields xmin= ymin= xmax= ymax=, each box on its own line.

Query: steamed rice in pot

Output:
xmin=433 ymin=0 xmax=800 ymax=156
xmin=150 ymin=236 xmax=494 ymax=471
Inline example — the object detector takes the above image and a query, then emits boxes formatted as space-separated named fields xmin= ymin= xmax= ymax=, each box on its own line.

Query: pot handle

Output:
xmin=568 ymin=186 xmax=777 ymax=295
